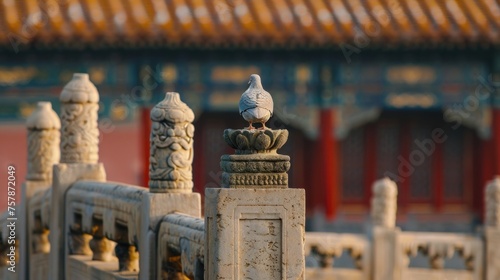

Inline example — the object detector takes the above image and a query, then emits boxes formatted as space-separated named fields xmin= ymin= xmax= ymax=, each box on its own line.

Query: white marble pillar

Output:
xmin=205 ymin=128 xmax=305 ymax=279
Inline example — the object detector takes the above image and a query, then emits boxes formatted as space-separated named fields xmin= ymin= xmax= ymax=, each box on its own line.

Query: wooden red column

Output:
xmin=319 ymin=109 xmax=339 ymax=219
xmin=140 ymin=107 xmax=152 ymax=188
xmin=493 ymin=109 xmax=500 ymax=175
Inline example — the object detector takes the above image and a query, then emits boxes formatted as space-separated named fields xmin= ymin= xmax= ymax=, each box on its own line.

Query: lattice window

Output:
xmin=443 ymin=128 xmax=465 ymax=200
xmin=409 ymin=124 xmax=433 ymax=200
xmin=376 ymin=121 xmax=400 ymax=180
xmin=341 ymin=127 xmax=365 ymax=200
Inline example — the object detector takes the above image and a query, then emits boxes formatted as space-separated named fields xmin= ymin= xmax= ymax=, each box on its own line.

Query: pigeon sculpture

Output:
xmin=239 ymin=74 xmax=274 ymax=130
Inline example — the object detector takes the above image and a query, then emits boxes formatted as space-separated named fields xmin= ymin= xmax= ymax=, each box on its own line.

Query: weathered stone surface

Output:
xmin=59 ymin=73 xmax=99 ymax=164
xmin=149 ymin=92 xmax=195 ymax=193
xmin=205 ymin=188 xmax=305 ymax=280
xmin=26 ymin=102 xmax=60 ymax=181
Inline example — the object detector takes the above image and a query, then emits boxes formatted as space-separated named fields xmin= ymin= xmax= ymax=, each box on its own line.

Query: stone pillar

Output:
xmin=149 ymin=92 xmax=195 ymax=193
xmin=485 ymin=176 xmax=500 ymax=280
xmin=59 ymin=73 xmax=99 ymax=164
xmin=21 ymin=102 xmax=60 ymax=280
xmin=371 ymin=177 xmax=400 ymax=280
xmin=371 ymin=177 xmax=398 ymax=229
xmin=49 ymin=73 xmax=107 ymax=280
xmin=205 ymin=128 xmax=305 ymax=279
xmin=26 ymin=102 xmax=61 ymax=181
xmin=142 ymin=92 xmax=201 ymax=279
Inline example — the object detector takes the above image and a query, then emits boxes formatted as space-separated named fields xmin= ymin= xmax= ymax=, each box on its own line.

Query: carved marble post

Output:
xmin=149 ymin=92 xmax=195 ymax=193
xmin=371 ymin=177 xmax=400 ymax=280
xmin=485 ymin=176 xmax=500 ymax=280
xmin=371 ymin=177 xmax=398 ymax=229
xmin=21 ymin=102 xmax=60 ymax=280
xmin=60 ymin=73 xmax=99 ymax=163
xmin=143 ymin=92 xmax=201 ymax=279
xmin=26 ymin=102 xmax=61 ymax=181
xmin=49 ymin=73 xmax=107 ymax=280
xmin=205 ymin=129 xmax=305 ymax=277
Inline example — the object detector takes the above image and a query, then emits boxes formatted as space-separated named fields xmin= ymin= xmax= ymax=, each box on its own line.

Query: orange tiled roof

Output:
xmin=1 ymin=0 xmax=499 ymax=48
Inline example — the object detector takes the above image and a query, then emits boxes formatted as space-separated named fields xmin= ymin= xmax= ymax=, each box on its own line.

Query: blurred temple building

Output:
xmin=1 ymin=0 xmax=500 ymax=229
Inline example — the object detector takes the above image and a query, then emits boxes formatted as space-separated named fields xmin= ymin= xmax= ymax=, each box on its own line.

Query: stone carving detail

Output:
xmin=371 ymin=177 xmax=398 ymax=228
xmin=149 ymin=92 xmax=195 ymax=193
xmin=26 ymin=102 xmax=61 ymax=181
xmin=486 ymin=176 xmax=500 ymax=228
xmin=59 ymin=73 xmax=99 ymax=164
xmin=222 ymin=129 xmax=290 ymax=188
xmin=115 ymin=243 xmax=139 ymax=272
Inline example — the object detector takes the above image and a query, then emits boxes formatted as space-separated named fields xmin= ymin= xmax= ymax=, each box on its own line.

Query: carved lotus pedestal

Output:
xmin=221 ymin=129 xmax=290 ymax=188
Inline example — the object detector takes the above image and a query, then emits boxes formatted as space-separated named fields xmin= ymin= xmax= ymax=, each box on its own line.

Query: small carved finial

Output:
xmin=60 ymin=73 xmax=100 ymax=164
xmin=149 ymin=92 xmax=195 ymax=193
xmin=239 ymin=74 xmax=274 ymax=130
xmin=486 ymin=176 xmax=500 ymax=228
xmin=371 ymin=177 xmax=398 ymax=228
xmin=26 ymin=102 xmax=61 ymax=181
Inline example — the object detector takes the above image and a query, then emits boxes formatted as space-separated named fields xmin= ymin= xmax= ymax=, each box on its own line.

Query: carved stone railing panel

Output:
xmin=305 ymin=232 xmax=370 ymax=280
xmin=157 ymin=213 xmax=204 ymax=279
xmin=66 ymin=180 xmax=147 ymax=275
xmin=398 ymin=232 xmax=483 ymax=279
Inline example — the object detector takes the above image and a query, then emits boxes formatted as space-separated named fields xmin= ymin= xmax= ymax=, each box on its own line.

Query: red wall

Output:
xmin=0 ymin=122 xmax=143 ymax=212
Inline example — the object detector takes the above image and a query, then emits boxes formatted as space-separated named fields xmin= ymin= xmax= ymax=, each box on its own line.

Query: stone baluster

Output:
xmin=371 ymin=177 xmax=398 ymax=229
xmin=149 ymin=92 xmax=195 ymax=193
xmin=49 ymin=73 xmax=107 ymax=280
xmin=205 ymin=126 xmax=305 ymax=277
xmin=485 ymin=176 xmax=500 ymax=280
xmin=21 ymin=102 xmax=60 ymax=280
xmin=371 ymin=177 xmax=400 ymax=280
xmin=115 ymin=243 xmax=139 ymax=272
xmin=89 ymin=221 xmax=114 ymax=261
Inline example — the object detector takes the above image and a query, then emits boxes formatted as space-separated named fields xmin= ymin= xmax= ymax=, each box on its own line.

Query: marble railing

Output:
xmin=305 ymin=232 xmax=370 ymax=280
xmin=397 ymin=231 xmax=483 ymax=279
xmin=65 ymin=181 xmax=146 ymax=279
xmin=157 ymin=213 xmax=204 ymax=279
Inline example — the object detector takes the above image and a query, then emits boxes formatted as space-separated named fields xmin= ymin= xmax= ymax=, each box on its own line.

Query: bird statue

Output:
xmin=239 ymin=74 xmax=274 ymax=130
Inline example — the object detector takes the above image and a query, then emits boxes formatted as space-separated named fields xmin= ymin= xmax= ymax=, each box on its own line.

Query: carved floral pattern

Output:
xmin=224 ymin=129 xmax=288 ymax=154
